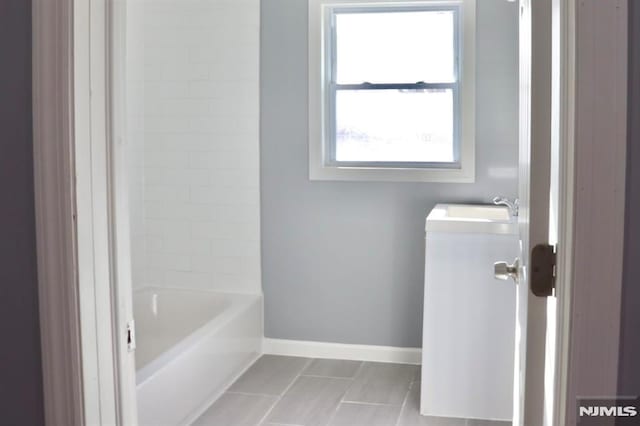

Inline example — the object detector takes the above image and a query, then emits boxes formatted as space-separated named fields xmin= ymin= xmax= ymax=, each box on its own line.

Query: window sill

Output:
xmin=309 ymin=164 xmax=476 ymax=183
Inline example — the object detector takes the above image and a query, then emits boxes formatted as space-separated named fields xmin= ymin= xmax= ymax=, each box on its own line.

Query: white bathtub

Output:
xmin=134 ymin=287 xmax=262 ymax=426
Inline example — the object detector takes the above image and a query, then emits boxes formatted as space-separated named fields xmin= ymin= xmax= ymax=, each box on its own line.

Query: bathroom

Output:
xmin=118 ymin=0 xmax=529 ymax=424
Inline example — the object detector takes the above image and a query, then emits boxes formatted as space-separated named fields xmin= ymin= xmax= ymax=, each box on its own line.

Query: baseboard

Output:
xmin=263 ymin=338 xmax=421 ymax=365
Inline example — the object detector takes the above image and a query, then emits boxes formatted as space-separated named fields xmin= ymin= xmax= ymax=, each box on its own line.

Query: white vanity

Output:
xmin=421 ymin=204 xmax=518 ymax=421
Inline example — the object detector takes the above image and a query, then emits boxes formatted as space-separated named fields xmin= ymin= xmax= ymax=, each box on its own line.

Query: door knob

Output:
xmin=494 ymin=258 xmax=520 ymax=282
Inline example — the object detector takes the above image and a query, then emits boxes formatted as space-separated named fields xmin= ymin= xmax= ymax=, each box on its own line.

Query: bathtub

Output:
xmin=134 ymin=287 xmax=262 ymax=426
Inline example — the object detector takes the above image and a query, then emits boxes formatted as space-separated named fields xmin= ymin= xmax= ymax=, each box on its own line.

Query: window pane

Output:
xmin=335 ymin=89 xmax=455 ymax=163
xmin=335 ymin=10 xmax=456 ymax=84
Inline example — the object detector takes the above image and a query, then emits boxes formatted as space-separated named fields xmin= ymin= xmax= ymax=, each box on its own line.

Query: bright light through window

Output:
xmin=336 ymin=11 xmax=456 ymax=84
xmin=336 ymin=89 xmax=455 ymax=162
xmin=329 ymin=7 xmax=460 ymax=166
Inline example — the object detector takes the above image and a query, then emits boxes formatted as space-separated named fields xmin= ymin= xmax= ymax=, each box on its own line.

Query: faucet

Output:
xmin=492 ymin=196 xmax=519 ymax=217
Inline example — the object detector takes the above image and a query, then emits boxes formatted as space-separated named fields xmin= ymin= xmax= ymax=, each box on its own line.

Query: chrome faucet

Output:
xmin=492 ymin=196 xmax=519 ymax=217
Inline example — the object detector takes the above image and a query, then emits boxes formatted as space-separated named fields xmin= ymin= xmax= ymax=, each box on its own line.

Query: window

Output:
xmin=309 ymin=0 xmax=476 ymax=182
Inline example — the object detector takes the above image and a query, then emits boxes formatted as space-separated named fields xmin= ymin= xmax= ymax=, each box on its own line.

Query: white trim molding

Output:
xmin=552 ymin=0 xmax=576 ymax=424
xmin=34 ymin=0 xmax=127 ymax=424
xmin=263 ymin=338 xmax=422 ymax=365
xmin=32 ymin=0 xmax=84 ymax=425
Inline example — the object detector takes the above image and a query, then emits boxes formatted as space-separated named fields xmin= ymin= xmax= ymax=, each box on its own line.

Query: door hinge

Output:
xmin=126 ymin=320 xmax=136 ymax=352
xmin=531 ymin=244 xmax=556 ymax=297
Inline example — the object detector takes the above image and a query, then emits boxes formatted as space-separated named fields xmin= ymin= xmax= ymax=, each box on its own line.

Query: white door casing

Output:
xmin=34 ymin=0 xmax=139 ymax=424
xmin=109 ymin=0 xmax=140 ymax=423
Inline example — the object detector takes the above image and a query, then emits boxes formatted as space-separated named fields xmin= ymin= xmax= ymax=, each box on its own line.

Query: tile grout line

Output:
xmin=323 ymin=371 xmax=358 ymax=425
xmin=226 ymin=390 xmax=283 ymax=398
xmin=338 ymin=361 xmax=365 ymax=405
xmin=323 ymin=361 xmax=367 ymax=426
xmin=307 ymin=358 xmax=358 ymax=426
xmin=299 ymin=373 xmax=361 ymax=380
xmin=255 ymin=358 xmax=314 ymax=426
xmin=393 ymin=387 xmax=413 ymax=426
xmin=336 ymin=400 xmax=402 ymax=408
xmin=393 ymin=365 xmax=421 ymax=426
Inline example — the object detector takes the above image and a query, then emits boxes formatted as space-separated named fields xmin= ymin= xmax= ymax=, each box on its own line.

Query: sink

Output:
xmin=425 ymin=204 xmax=517 ymax=235
xmin=445 ymin=205 xmax=512 ymax=221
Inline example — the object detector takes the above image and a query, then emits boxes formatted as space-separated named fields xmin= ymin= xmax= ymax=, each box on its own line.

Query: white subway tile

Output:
xmin=143 ymin=81 xmax=192 ymax=100
xmin=206 ymin=275 xmax=260 ymax=295
xmin=209 ymin=239 xmax=260 ymax=258
xmin=187 ymin=150 xmax=257 ymax=171
xmin=189 ymin=186 xmax=258 ymax=206
xmin=160 ymin=236 xmax=212 ymax=255
xmin=144 ymin=46 xmax=190 ymax=66
xmin=144 ymin=116 xmax=193 ymax=133
xmin=191 ymin=254 xmax=261 ymax=276
xmin=144 ymin=99 xmax=212 ymax=117
xmin=145 ymin=235 xmax=164 ymax=252
xmin=144 ymin=268 xmax=167 ymax=287
xmin=127 ymin=0 xmax=261 ymax=293
xmin=190 ymin=220 xmax=259 ymax=241
xmin=144 ymin=185 xmax=190 ymax=202
xmin=146 ymin=219 xmax=192 ymax=239
xmin=144 ymin=151 xmax=190 ymax=168
xmin=206 ymin=169 xmax=259 ymax=187
xmin=164 ymin=271 xmax=213 ymax=290
xmin=146 ymin=252 xmax=191 ymax=272
xmin=143 ymin=167 xmax=208 ymax=186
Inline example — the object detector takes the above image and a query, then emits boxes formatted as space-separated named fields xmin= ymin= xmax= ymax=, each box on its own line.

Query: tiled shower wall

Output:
xmin=126 ymin=0 xmax=261 ymax=294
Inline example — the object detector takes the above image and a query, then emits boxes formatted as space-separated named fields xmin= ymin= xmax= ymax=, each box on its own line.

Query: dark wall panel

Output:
xmin=618 ymin=0 xmax=640 ymax=402
xmin=0 ymin=1 xmax=45 ymax=424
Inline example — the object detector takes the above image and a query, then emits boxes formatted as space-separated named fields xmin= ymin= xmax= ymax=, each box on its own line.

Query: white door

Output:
xmin=510 ymin=0 xmax=557 ymax=424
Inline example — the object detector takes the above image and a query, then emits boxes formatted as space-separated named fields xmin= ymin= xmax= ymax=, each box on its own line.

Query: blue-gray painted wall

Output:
xmin=260 ymin=0 xmax=520 ymax=347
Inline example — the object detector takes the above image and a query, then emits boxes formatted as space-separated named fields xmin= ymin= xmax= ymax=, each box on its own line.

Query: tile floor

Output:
xmin=193 ymin=355 xmax=511 ymax=426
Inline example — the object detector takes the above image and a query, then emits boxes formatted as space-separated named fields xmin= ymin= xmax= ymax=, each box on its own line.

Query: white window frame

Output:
xmin=308 ymin=0 xmax=476 ymax=182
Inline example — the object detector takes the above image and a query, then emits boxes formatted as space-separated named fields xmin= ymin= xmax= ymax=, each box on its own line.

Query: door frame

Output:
xmin=33 ymin=0 xmax=133 ymax=424
xmin=560 ymin=1 xmax=629 ymax=424
xmin=32 ymin=1 xmax=626 ymax=426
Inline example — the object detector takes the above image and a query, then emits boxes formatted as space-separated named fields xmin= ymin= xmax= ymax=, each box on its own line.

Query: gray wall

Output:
xmin=0 ymin=0 xmax=45 ymax=424
xmin=618 ymin=0 xmax=640 ymax=400
xmin=261 ymin=0 xmax=519 ymax=347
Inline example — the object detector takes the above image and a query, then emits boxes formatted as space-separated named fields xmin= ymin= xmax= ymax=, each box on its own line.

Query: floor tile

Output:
xmin=266 ymin=376 xmax=352 ymax=426
xmin=192 ymin=392 xmax=278 ymax=426
xmin=327 ymin=402 xmax=401 ymax=426
xmin=398 ymin=389 xmax=466 ymax=426
xmin=229 ymin=355 xmax=310 ymax=396
xmin=343 ymin=362 xmax=418 ymax=406
xmin=302 ymin=359 xmax=362 ymax=378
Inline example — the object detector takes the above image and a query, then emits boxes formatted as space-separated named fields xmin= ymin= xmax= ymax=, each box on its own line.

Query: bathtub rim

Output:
xmin=134 ymin=286 xmax=262 ymax=386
